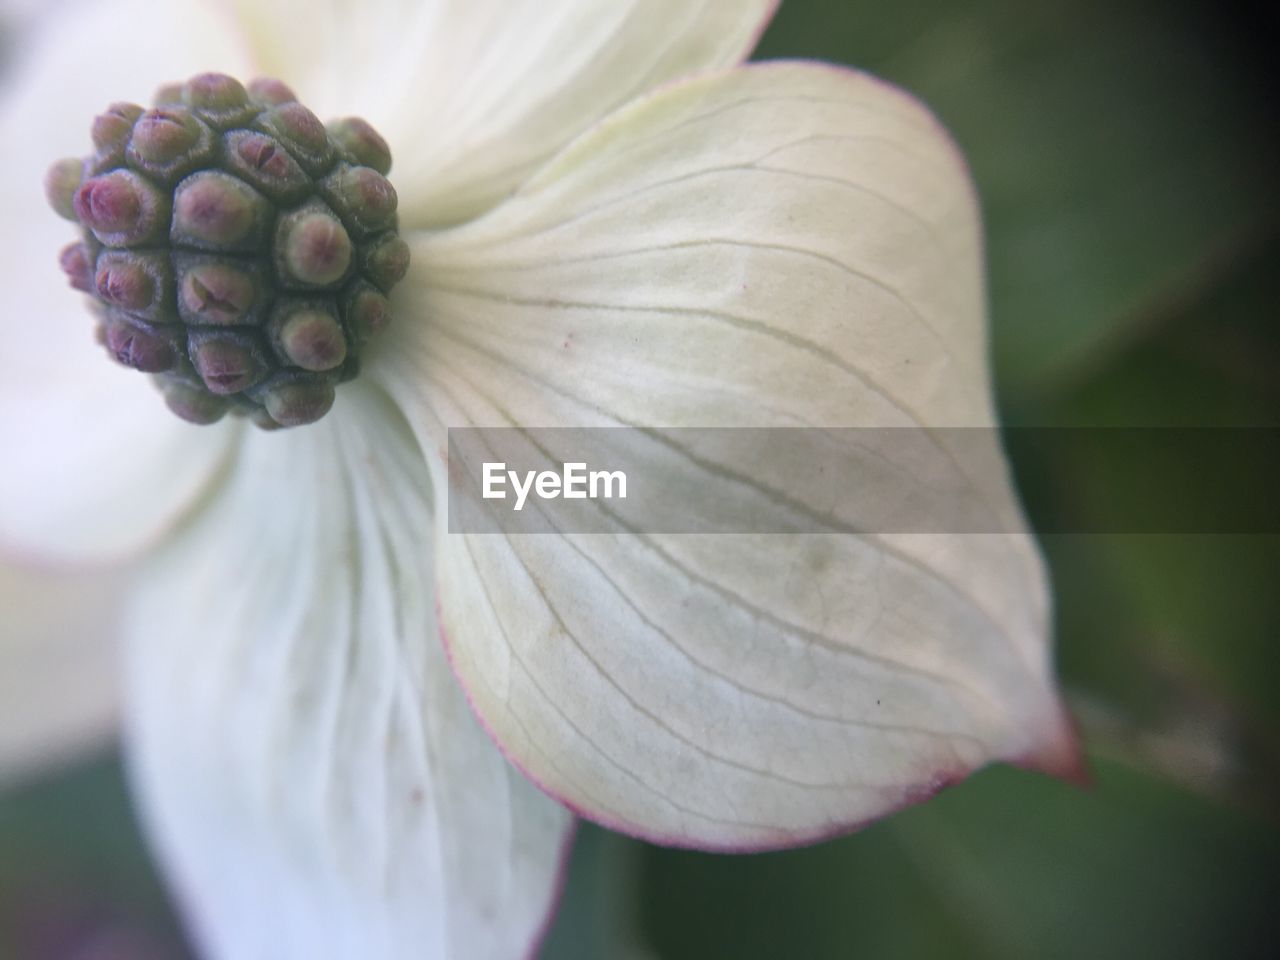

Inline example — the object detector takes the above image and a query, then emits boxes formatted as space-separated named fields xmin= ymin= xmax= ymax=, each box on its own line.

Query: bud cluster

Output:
xmin=46 ymin=74 xmax=409 ymax=428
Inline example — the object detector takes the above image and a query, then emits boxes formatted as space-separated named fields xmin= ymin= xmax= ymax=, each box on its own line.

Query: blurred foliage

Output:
xmin=0 ymin=761 xmax=188 ymax=958
xmin=755 ymin=0 xmax=1280 ymax=402
xmin=2 ymin=0 xmax=1278 ymax=958
xmin=636 ymin=761 xmax=1280 ymax=960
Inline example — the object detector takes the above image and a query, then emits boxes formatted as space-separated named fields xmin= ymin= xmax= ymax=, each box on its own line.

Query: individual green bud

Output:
xmin=171 ymin=170 xmax=270 ymax=251
xmin=222 ymin=130 xmax=311 ymax=204
xmin=152 ymin=82 xmax=184 ymax=106
xmin=327 ymin=117 xmax=391 ymax=175
xmin=158 ymin=375 xmax=231 ymax=424
xmin=94 ymin=252 xmax=152 ymax=312
xmin=73 ymin=169 xmax=170 ymax=246
xmin=361 ymin=232 xmax=411 ymax=291
xmin=255 ymin=101 xmax=334 ymax=174
xmin=129 ymin=108 xmax=198 ymax=161
xmin=320 ymin=164 xmax=397 ymax=236
xmin=260 ymin=375 xmax=336 ymax=427
xmin=74 ymin=173 xmax=136 ymax=232
xmin=92 ymin=103 xmax=143 ymax=150
xmin=182 ymin=72 xmax=258 ymax=128
xmin=276 ymin=203 xmax=353 ymax=287
xmin=90 ymin=103 xmax=143 ymax=169
xmin=246 ymin=77 xmax=296 ymax=106
xmin=94 ymin=250 xmax=174 ymax=322
xmin=343 ymin=282 xmax=391 ymax=343
xmin=189 ymin=329 xmax=269 ymax=395
xmin=44 ymin=158 xmax=84 ymax=221
xmin=103 ymin=315 xmax=176 ymax=373
xmin=125 ymin=106 xmax=215 ymax=183
xmin=177 ymin=258 xmax=262 ymax=326
xmin=58 ymin=242 xmax=95 ymax=292
xmin=270 ymin=301 xmax=348 ymax=371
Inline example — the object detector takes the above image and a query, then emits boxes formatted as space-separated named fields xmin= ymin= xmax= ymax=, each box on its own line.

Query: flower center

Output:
xmin=44 ymin=73 xmax=410 ymax=429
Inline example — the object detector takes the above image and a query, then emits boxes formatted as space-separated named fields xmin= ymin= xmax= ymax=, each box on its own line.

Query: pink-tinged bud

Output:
xmin=321 ymin=164 xmax=397 ymax=235
xmin=345 ymin=284 xmax=391 ymax=343
xmin=58 ymin=242 xmax=95 ymax=292
xmin=91 ymin=103 xmax=143 ymax=160
xmin=277 ymin=206 xmax=353 ymax=287
xmin=262 ymin=377 xmax=335 ymax=427
xmin=159 ymin=377 xmax=230 ymax=424
xmin=362 ymin=232 xmax=410 ymax=291
xmin=51 ymin=72 xmax=407 ymax=429
xmin=103 ymin=317 xmax=176 ymax=372
xmin=327 ymin=117 xmax=391 ymax=175
xmin=256 ymin=102 xmax=333 ymax=174
xmin=222 ymin=130 xmax=310 ymax=203
xmin=126 ymin=107 xmax=215 ymax=183
xmin=172 ymin=171 xmax=269 ymax=251
xmin=130 ymin=109 xmax=198 ymax=160
xmin=190 ymin=331 xmax=268 ymax=394
xmin=182 ymin=73 xmax=257 ymax=128
xmin=95 ymin=256 xmax=155 ymax=311
xmin=246 ymin=77 xmax=296 ymax=106
xmin=73 ymin=170 xmax=168 ymax=246
xmin=95 ymin=250 xmax=175 ymax=323
xmin=178 ymin=260 xmax=260 ymax=326
xmin=152 ymin=82 xmax=184 ymax=106
xmin=44 ymin=158 xmax=84 ymax=221
xmin=272 ymin=303 xmax=348 ymax=371
xmin=75 ymin=173 xmax=137 ymax=231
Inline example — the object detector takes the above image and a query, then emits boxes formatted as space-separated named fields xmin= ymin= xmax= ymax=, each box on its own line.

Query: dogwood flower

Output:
xmin=0 ymin=0 xmax=1082 ymax=957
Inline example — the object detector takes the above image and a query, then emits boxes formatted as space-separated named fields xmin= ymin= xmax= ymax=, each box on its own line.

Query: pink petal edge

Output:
xmin=437 ymin=598 xmax=1086 ymax=856
xmin=524 ymin=820 xmax=580 ymax=960
xmin=428 ymin=52 xmax=1088 ymax=855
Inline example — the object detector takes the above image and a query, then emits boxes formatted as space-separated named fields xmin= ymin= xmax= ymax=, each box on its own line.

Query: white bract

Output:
xmin=0 ymin=0 xmax=1080 ymax=957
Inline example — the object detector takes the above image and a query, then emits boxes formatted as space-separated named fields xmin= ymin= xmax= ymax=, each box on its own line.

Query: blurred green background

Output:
xmin=3 ymin=0 xmax=1278 ymax=957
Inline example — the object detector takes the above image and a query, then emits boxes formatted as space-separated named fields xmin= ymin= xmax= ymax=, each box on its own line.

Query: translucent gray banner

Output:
xmin=445 ymin=428 xmax=1278 ymax=534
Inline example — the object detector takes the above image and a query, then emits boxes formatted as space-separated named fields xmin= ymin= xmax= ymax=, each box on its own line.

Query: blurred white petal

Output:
xmin=124 ymin=385 xmax=574 ymax=960
xmin=381 ymin=62 xmax=1080 ymax=849
xmin=0 ymin=557 xmax=123 ymax=786
xmin=231 ymin=0 xmax=777 ymax=227
xmin=0 ymin=0 xmax=250 ymax=563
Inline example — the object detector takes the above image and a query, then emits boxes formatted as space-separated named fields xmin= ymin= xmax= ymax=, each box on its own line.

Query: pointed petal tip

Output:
xmin=1012 ymin=700 xmax=1092 ymax=788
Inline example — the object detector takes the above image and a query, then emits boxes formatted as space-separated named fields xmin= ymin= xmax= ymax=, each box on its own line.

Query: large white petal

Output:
xmin=379 ymin=63 xmax=1082 ymax=850
xmin=230 ymin=0 xmax=777 ymax=227
xmin=0 ymin=0 xmax=251 ymax=563
xmin=0 ymin=557 xmax=123 ymax=786
xmin=123 ymin=384 xmax=574 ymax=960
